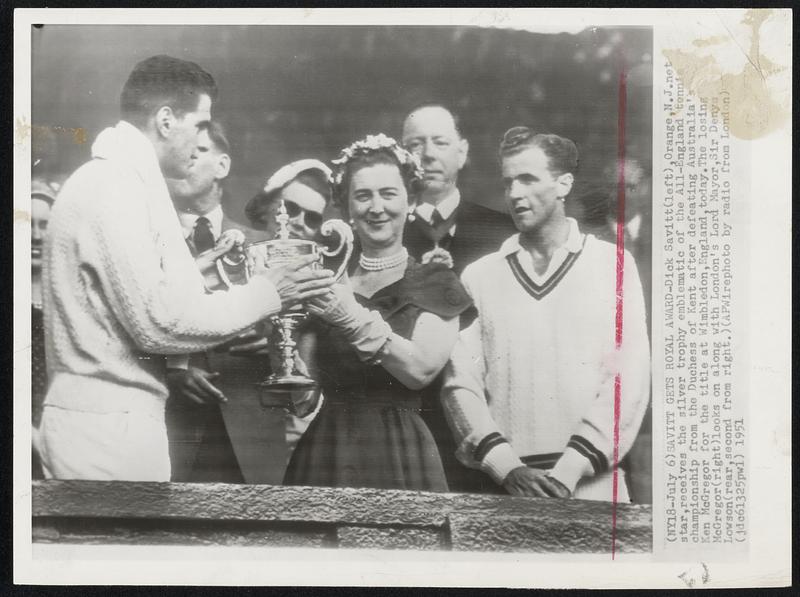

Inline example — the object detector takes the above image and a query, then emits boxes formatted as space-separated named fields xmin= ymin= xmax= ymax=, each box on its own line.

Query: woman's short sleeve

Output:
xmin=398 ymin=262 xmax=472 ymax=319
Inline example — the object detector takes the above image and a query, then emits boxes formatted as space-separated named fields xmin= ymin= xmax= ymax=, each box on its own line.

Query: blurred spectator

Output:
xmin=575 ymin=157 xmax=653 ymax=504
xmin=577 ymin=157 xmax=651 ymax=317
xmin=31 ymin=176 xmax=60 ymax=479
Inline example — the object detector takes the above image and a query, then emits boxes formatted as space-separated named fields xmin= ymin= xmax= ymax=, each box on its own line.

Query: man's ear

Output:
xmin=215 ymin=153 xmax=231 ymax=180
xmin=556 ymin=172 xmax=574 ymax=198
xmin=154 ymin=106 xmax=176 ymax=139
xmin=457 ymin=138 xmax=469 ymax=170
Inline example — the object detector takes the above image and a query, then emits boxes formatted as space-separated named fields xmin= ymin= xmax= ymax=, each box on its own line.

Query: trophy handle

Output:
xmin=319 ymin=219 xmax=354 ymax=281
xmin=215 ymin=249 xmax=249 ymax=287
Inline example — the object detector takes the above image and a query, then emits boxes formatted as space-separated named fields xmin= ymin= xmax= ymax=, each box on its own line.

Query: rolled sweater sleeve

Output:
xmin=85 ymin=174 xmax=282 ymax=355
xmin=440 ymin=267 xmax=525 ymax=485
xmin=550 ymin=253 xmax=651 ymax=493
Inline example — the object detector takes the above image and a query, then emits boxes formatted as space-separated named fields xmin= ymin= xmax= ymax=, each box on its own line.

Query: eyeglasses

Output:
xmin=500 ymin=126 xmax=538 ymax=153
xmin=284 ymin=200 xmax=324 ymax=229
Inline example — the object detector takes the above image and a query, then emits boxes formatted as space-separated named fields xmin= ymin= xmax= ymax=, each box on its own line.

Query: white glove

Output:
xmin=307 ymin=283 xmax=392 ymax=362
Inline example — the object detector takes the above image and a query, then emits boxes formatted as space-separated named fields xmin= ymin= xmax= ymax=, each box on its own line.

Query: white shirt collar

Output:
xmin=177 ymin=203 xmax=224 ymax=241
xmin=499 ymin=217 xmax=583 ymax=257
xmin=498 ymin=217 xmax=584 ymax=285
xmin=415 ymin=188 xmax=461 ymax=224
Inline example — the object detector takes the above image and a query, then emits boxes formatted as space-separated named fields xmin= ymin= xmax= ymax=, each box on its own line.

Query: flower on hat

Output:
xmin=331 ymin=134 xmax=424 ymax=187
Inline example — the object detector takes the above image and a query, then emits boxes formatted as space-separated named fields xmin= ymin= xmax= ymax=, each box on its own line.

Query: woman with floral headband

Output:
xmin=283 ymin=134 xmax=472 ymax=491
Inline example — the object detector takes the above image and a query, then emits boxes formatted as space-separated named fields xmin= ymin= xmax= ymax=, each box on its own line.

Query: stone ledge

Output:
xmin=336 ymin=525 xmax=444 ymax=550
xmin=33 ymin=517 xmax=334 ymax=548
xmin=32 ymin=481 xmax=653 ymax=553
xmin=448 ymin=511 xmax=652 ymax=553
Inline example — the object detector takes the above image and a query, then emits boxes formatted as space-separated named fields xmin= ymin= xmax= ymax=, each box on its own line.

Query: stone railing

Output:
xmin=32 ymin=481 xmax=652 ymax=552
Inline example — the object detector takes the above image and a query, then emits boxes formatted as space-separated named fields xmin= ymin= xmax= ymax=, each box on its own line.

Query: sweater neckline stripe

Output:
xmin=505 ymin=235 xmax=587 ymax=300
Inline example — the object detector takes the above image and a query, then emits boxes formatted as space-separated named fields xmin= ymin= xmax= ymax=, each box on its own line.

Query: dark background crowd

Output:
xmin=33 ymin=24 xmax=651 ymax=222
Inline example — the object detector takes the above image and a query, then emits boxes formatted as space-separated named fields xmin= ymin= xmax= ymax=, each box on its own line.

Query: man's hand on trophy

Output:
xmin=195 ymin=229 xmax=246 ymax=274
xmin=166 ymin=366 xmax=227 ymax=405
xmin=254 ymin=253 xmax=336 ymax=309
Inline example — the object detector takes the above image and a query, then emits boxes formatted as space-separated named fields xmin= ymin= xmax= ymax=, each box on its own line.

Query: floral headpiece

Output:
xmin=331 ymin=133 xmax=424 ymax=187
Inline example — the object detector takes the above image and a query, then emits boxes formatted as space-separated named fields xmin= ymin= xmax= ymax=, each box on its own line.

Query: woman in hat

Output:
xmin=283 ymin=134 xmax=471 ymax=492
xmin=247 ymin=159 xmax=335 ymax=461
xmin=245 ymin=158 xmax=331 ymax=244
xmin=196 ymin=159 xmax=335 ymax=485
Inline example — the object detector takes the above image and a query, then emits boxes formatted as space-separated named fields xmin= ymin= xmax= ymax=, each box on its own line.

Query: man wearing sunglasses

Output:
xmin=442 ymin=127 xmax=650 ymax=501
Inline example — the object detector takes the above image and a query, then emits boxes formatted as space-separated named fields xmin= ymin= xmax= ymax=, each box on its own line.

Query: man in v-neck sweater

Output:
xmin=441 ymin=129 xmax=650 ymax=501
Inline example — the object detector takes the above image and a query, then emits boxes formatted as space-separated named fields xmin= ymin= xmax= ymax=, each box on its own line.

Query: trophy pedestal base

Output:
xmin=259 ymin=375 xmax=318 ymax=392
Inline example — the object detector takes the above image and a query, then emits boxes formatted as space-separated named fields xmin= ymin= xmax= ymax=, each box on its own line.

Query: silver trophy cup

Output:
xmin=227 ymin=200 xmax=353 ymax=391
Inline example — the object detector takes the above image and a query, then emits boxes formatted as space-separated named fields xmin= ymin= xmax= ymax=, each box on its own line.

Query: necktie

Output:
xmin=427 ymin=209 xmax=452 ymax=248
xmin=193 ymin=216 xmax=215 ymax=253
xmin=430 ymin=208 xmax=445 ymax=228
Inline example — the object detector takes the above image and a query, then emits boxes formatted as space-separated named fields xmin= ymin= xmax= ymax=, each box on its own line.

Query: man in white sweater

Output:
xmin=441 ymin=127 xmax=650 ymax=501
xmin=39 ymin=55 xmax=334 ymax=481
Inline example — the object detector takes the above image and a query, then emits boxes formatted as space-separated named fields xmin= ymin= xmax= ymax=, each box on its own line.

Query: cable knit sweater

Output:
xmin=441 ymin=222 xmax=650 ymax=496
xmin=43 ymin=121 xmax=281 ymax=416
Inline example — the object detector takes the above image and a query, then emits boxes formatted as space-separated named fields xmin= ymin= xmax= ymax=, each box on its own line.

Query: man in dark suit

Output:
xmin=401 ymin=104 xmax=515 ymax=276
xmin=401 ymin=104 xmax=516 ymax=493
xmin=164 ymin=120 xmax=269 ymax=482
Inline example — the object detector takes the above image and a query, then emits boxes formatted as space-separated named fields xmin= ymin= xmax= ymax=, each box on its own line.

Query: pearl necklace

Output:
xmin=359 ymin=248 xmax=408 ymax=271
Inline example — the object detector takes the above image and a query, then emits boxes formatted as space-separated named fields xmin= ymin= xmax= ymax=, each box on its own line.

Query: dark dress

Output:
xmin=284 ymin=259 xmax=472 ymax=492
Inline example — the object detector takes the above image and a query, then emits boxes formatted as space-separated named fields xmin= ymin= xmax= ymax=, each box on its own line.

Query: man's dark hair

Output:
xmin=201 ymin=120 xmax=231 ymax=156
xmin=404 ymin=102 xmax=463 ymax=138
xmin=499 ymin=127 xmax=579 ymax=177
xmin=120 ymin=55 xmax=218 ymax=129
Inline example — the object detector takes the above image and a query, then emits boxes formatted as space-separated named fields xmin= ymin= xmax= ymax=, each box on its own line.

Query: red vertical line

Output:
xmin=611 ymin=60 xmax=628 ymax=560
